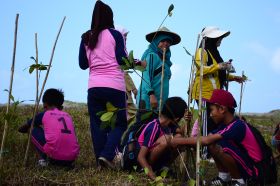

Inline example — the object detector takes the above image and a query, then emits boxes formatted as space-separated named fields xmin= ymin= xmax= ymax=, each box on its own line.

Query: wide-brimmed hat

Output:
xmin=146 ymin=26 xmax=181 ymax=45
xmin=201 ymin=26 xmax=230 ymax=39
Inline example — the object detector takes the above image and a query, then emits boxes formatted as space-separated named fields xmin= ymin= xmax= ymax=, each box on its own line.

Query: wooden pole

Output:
xmin=23 ymin=16 xmax=66 ymax=166
xmin=186 ymin=34 xmax=200 ymax=136
xmin=159 ymin=48 xmax=166 ymax=116
xmin=238 ymin=71 xmax=245 ymax=117
xmin=196 ymin=38 xmax=206 ymax=186
xmin=180 ymin=34 xmax=200 ymax=181
xmin=0 ymin=14 xmax=19 ymax=169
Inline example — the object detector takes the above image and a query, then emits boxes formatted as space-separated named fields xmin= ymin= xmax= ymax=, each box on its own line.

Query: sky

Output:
xmin=0 ymin=0 xmax=280 ymax=113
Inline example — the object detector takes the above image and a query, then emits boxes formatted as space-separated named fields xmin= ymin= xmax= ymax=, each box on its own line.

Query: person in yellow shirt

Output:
xmin=191 ymin=26 xmax=244 ymax=136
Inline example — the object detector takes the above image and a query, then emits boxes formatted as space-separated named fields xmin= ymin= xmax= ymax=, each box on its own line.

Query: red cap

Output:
xmin=205 ymin=89 xmax=237 ymax=108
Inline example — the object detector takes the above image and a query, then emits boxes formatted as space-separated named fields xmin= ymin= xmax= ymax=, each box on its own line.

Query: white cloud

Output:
xmin=246 ymin=41 xmax=280 ymax=73
xmin=271 ymin=48 xmax=280 ymax=73
xmin=246 ymin=41 xmax=270 ymax=58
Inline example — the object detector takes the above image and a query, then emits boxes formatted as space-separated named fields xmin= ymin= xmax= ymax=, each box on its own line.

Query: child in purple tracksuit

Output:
xmin=18 ymin=89 xmax=80 ymax=167
xmin=171 ymin=89 xmax=263 ymax=185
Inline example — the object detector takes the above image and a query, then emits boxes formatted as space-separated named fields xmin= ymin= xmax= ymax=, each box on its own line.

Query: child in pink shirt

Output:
xmin=18 ymin=89 xmax=80 ymax=167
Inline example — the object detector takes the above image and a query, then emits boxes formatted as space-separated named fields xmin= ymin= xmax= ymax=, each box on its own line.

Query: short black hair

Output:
xmin=161 ymin=97 xmax=187 ymax=120
xmin=42 ymin=88 xmax=64 ymax=109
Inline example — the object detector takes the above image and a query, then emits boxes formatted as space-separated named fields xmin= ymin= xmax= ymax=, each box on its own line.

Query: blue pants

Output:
xmin=31 ymin=126 xmax=47 ymax=159
xmin=87 ymin=87 xmax=127 ymax=162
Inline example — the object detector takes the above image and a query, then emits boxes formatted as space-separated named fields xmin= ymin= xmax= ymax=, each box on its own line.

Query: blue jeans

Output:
xmin=87 ymin=87 xmax=127 ymax=161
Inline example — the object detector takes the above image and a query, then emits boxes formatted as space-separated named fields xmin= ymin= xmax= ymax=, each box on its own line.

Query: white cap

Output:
xmin=201 ymin=26 xmax=230 ymax=39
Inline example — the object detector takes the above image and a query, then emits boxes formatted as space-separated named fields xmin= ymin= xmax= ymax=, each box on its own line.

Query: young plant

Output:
xmin=0 ymin=14 xmax=19 ymax=169
xmin=151 ymin=4 xmax=174 ymax=42
xmin=23 ymin=17 xmax=66 ymax=166
xmin=97 ymin=102 xmax=154 ymax=130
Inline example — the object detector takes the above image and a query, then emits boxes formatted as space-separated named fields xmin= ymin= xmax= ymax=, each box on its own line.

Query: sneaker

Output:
xmin=112 ymin=152 xmax=122 ymax=170
xmin=210 ymin=176 xmax=229 ymax=186
xmin=98 ymin=157 xmax=115 ymax=170
xmin=230 ymin=180 xmax=245 ymax=186
xmin=38 ymin=159 xmax=48 ymax=167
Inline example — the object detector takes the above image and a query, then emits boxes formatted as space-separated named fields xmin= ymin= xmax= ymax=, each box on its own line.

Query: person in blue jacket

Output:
xmin=137 ymin=27 xmax=181 ymax=112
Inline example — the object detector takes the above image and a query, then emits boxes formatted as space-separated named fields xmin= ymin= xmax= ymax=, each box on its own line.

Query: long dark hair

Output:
xmin=82 ymin=1 xmax=114 ymax=49
xmin=201 ymin=37 xmax=227 ymax=89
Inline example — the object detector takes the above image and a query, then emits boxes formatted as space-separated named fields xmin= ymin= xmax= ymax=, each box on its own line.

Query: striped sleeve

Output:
xmin=143 ymin=122 xmax=161 ymax=148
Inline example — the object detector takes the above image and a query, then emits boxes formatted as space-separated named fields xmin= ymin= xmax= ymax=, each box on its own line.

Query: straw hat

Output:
xmin=201 ymin=26 xmax=230 ymax=39
xmin=146 ymin=26 xmax=181 ymax=45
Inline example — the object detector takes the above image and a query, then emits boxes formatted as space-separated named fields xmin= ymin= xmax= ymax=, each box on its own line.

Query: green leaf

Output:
xmin=133 ymin=165 xmax=137 ymax=171
xmin=134 ymin=65 xmax=145 ymax=72
xmin=160 ymin=168 xmax=168 ymax=178
xmin=29 ymin=65 xmax=35 ymax=74
xmin=200 ymin=159 xmax=209 ymax=167
xmin=39 ymin=66 xmax=47 ymax=71
xmin=168 ymin=4 xmax=174 ymax=16
xmin=122 ymin=57 xmax=131 ymax=67
xmin=110 ymin=113 xmax=117 ymax=130
xmin=128 ymin=50 xmax=134 ymax=67
xmin=140 ymin=111 xmax=153 ymax=121
xmin=156 ymin=183 xmax=164 ymax=186
xmin=9 ymin=94 xmax=15 ymax=102
xmin=144 ymin=167 xmax=149 ymax=175
xmin=155 ymin=176 xmax=162 ymax=182
xmin=30 ymin=56 xmax=36 ymax=61
xmin=120 ymin=65 xmax=129 ymax=70
xmin=183 ymin=46 xmax=192 ymax=56
xmin=187 ymin=179 xmax=196 ymax=186
xmin=100 ymin=111 xmax=114 ymax=122
xmin=106 ymin=102 xmax=118 ymax=112
xmin=96 ymin=111 xmax=106 ymax=117
xmin=128 ymin=174 xmax=134 ymax=182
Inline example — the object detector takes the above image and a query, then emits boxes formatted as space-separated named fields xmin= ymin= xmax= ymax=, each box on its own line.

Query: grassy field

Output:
xmin=0 ymin=104 xmax=279 ymax=185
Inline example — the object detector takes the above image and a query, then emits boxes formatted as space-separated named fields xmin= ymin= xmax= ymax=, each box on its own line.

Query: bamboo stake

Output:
xmin=23 ymin=16 xmax=66 ymax=166
xmin=151 ymin=4 xmax=174 ymax=42
xmin=0 ymin=14 xmax=19 ymax=169
xmin=185 ymin=34 xmax=201 ymax=137
xmin=238 ymin=71 xmax=245 ymax=117
xmin=180 ymin=34 xmax=201 ymax=181
xmin=196 ymin=38 xmax=206 ymax=186
xmin=159 ymin=48 xmax=166 ymax=116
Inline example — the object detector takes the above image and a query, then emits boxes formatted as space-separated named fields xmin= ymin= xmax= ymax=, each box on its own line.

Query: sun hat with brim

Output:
xmin=201 ymin=26 xmax=230 ymax=39
xmin=146 ymin=26 xmax=181 ymax=45
xmin=203 ymin=89 xmax=237 ymax=108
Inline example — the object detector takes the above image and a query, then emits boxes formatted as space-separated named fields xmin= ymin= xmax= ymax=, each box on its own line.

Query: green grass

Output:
xmin=0 ymin=105 xmax=279 ymax=185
